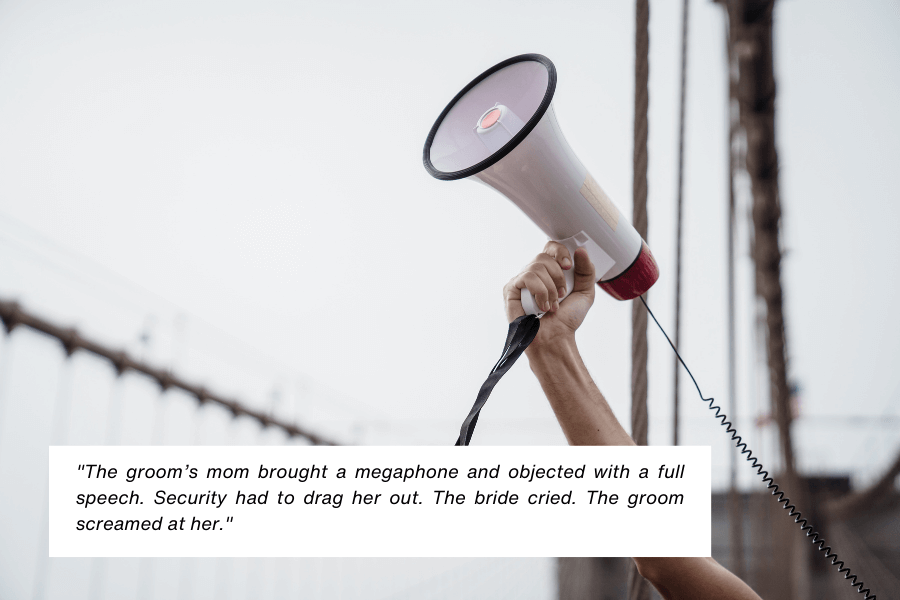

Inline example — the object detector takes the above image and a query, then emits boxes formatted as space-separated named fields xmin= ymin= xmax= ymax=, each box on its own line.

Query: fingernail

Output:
xmin=562 ymin=257 xmax=572 ymax=269
xmin=558 ymin=287 xmax=566 ymax=298
xmin=553 ymin=300 xmax=559 ymax=311
xmin=544 ymin=301 xmax=551 ymax=311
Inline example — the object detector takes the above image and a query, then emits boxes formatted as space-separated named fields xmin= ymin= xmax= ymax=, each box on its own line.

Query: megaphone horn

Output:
xmin=423 ymin=54 xmax=659 ymax=314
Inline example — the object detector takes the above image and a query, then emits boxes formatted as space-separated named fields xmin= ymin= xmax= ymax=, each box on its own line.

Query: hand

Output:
xmin=503 ymin=241 xmax=596 ymax=350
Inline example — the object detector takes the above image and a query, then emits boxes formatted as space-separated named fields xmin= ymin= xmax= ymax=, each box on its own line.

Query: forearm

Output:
xmin=507 ymin=245 xmax=758 ymax=598
xmin=529 ymin=339 xmax=761 ymax=600
xmin=526 ymin=335 xmax=634 ymax=446
xmin=633 ymin=557 xmax=763 ymax=600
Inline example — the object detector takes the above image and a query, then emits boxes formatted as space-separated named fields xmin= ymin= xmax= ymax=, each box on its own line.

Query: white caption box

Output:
xmin=50 ymin=445 xmax=710 ymax=558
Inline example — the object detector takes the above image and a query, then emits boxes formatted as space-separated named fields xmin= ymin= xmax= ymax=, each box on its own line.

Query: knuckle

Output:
xmin=543 ymin=240 xmax=565 ymax=255
xmin=524 ymin=273 xmax=547 ymax=293
xmin=534 ymin=253 xmax=557 ymax=268
xmin=545 ymin=259 xmax=564 ymax=276
xmin=525 ymin=262 xmax=548 ymax=276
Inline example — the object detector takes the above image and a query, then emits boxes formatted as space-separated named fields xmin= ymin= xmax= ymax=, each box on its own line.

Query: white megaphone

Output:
xmin=423 ymin=54 xmax=658 ymax=314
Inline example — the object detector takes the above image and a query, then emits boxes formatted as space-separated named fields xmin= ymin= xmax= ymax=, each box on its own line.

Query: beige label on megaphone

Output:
xmin=580 ymin=173 xmax=619 ymax=232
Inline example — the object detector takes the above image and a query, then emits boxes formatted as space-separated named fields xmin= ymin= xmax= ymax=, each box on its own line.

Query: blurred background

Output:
xmin=0 ymin=0 xmax=897 ymax=598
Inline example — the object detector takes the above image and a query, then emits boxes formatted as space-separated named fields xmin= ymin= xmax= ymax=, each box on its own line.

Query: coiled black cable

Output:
xmin=640 ymin=296 xmax=876 ymax=599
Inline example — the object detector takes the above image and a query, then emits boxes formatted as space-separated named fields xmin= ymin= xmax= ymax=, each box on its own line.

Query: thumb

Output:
xmin=571 ymin=248 xmax=596 ymax=294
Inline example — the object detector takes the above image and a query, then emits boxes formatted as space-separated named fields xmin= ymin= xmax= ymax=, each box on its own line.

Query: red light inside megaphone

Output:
xmin=480 ymin=109 xmax=501 ymax=129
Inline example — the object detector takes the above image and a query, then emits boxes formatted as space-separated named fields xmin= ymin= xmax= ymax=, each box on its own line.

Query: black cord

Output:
xmin=454 ymin=314 xmax=540 ymax=446
xmin=640 ymin=295 xmax=876 ymax=600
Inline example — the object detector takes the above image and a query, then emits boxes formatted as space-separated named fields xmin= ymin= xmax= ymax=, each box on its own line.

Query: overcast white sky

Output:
xmin=0 ymin=0 xmax=898 ymax=598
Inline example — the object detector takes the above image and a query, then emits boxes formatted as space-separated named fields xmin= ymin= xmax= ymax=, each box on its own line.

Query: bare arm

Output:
xmin=527 ymin=335 xmax=634 ymax=446
xmin=505 ymin=242 xmax=763 ymax=600
xmin=503 ymin=241 xmax=632 ymax=446
xmin=632 ymin=557 xmax=762 ymax=600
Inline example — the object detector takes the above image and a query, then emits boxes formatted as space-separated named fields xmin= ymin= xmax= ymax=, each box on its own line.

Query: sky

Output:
xmin=0 ymin=1 xmax=898 ymax=599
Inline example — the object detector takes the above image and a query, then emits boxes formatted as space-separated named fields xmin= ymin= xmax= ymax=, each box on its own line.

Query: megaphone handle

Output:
xmin=521 ymin=238 xmax=580 ymax=316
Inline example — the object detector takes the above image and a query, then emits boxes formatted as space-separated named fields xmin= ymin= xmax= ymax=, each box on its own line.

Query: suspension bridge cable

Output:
xmin=0 ymin=298 xmax=335 ymax=445
xmin=0 ymin=212 xmax=378 ymax=420
xmin=628 ymin=1 xmax=652 ymax=599
xmin=672 ymin=0 xmax=689 ymax=448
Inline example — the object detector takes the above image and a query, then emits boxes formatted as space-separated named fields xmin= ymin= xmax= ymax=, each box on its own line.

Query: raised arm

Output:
xmin=504 ymin=242 xmax=763 ymax=600
xmin=503 ymin=241 xmax=632 ymax=445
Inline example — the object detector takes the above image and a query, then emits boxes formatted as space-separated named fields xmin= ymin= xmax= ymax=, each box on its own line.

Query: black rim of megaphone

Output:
xmin=423 ymin=53 xmax=557 ymax=181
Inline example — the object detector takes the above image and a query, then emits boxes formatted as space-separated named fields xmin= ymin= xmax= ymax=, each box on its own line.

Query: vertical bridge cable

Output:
xmin=32 ymin=358 xmax=74 ymax=600
xmin=630 ymin=0 xmax=650 ymax=450
xmin=0 ymin=323 xmax=14 ymax=451
xmin=628 ymin=1 xmax=651 ymax=599
xmin=672 ymin=0 xmax=690 ymax=447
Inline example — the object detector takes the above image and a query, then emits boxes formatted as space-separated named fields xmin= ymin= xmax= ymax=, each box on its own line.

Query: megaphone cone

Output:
xmin=423 ymin=54 xmax=658 ymax=313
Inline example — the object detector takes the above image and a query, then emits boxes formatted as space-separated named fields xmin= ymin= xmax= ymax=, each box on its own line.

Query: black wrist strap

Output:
xmin=454 ymin=314 xmax=540 ymax=446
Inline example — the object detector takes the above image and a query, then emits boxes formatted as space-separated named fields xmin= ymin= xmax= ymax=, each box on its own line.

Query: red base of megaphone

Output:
xmin=597 ymin=241 xmax=659 ymax=301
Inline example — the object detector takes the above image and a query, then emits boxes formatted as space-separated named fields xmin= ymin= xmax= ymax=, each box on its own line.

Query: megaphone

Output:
xmin=423 ymin=54 xmax=658 ymax=314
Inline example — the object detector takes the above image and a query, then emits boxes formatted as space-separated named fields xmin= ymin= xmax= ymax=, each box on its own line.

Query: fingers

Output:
xmin=529 ymin=254 xmax=568 ymax=301
xmin=543 ymin=241 xmax=573 ymax=272
xmin=504 ymin=243 xmax=595 ymax=322
xmin=505 ymin=257 xmax=558 ymax=314
xmin=503 ymin=276 xmax=525 ymax=323
xmin=571 ymin=247 xmax=596 ymax=294
xmin=503 ymin=277 xmax=526 ymax=321
xmin=517 ymin=271 xmax=554 ymax=312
